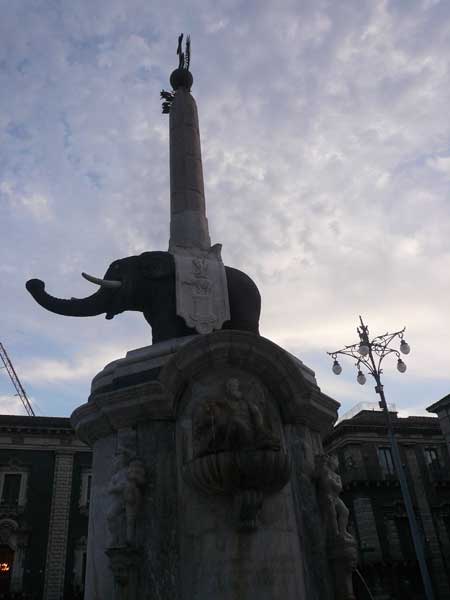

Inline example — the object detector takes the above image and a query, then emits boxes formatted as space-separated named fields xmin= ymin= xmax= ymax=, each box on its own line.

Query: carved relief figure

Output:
xmin=124 ymin=460 xmax=146 ymax=545
xmin=107 ymin=453 xmax=146 ymax=547
xmin=315 ymin=454 xmax=353 ymax=542
xmin=193 ymin=377 xmax=280 ymax=457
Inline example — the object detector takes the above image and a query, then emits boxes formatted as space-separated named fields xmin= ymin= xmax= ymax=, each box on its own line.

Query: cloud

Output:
xmin=0 ymin=395 xmax=27 ymax=416
xmin=427 ymin=155 xmax=450 ymax=177
xmin=2 ymin=0 xmax=450 ymax=418
xmin=19 ymin=343 xmax=130 ymax=386
xmin=1 ymin=182 xmax=53 ymax=222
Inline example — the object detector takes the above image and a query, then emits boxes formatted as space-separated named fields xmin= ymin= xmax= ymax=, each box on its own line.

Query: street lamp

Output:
xmin=327 ymin=316 xmax=435 ymax=600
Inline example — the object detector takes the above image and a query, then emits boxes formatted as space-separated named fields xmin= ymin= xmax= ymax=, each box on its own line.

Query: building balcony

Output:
xmin=427 ymin=462 xmax=450 ymax=487
xmin=341 ymin=466 xmax=399 ymax=489
xmin=0 ymin=500 xmax=25 ymax=516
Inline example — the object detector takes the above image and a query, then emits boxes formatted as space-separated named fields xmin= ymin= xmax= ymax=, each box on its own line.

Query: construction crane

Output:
xmin=0 ymin=343 xmax=35 ymax=416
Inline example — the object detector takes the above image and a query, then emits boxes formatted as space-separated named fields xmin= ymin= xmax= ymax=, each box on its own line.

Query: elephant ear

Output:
xmin=139 ymin=252 xmax=174 ymax=280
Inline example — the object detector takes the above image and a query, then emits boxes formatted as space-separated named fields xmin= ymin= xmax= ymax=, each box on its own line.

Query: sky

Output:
xmin=1 ymin=0 xmax=449 ymax=420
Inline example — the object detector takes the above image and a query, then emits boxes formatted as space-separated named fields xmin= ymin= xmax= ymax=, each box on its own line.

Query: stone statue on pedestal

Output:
xmin=316 ymin=454 xmax=357 ymax=600
xmin=315 ymin=453 xmax=353 ymax=542
xmin=107 ymin=452 xmax=146 ymax=547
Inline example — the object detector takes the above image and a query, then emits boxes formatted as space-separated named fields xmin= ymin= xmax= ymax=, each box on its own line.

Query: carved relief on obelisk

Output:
xmin=163 ymin=34 xmax=230 ymax=334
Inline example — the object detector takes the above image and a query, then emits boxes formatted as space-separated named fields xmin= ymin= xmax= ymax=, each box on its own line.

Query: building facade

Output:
xmin=428 ymin=394 xmax=450 ymax=448
xmin=0 ymin=416 xmax=91 ymax=600
xmin=324 ymin=409 xmax=450 ymax=600
xmin=0 ymin=407 xmax=449 ymax=599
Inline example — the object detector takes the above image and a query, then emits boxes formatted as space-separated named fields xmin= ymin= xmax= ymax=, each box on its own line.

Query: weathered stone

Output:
xmin=43 ymin=453 xmax=74 ymax=600
xmin=72 ymin=332 xmax=340 ymax=600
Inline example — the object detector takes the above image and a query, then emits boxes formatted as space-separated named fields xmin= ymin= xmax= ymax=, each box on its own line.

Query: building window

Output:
xmin=395 ymin=517 xmax=415 ymax=560
xmin=79 ymin=470 xmax=92 ymax=513
xmin=1 ymin=475 xmax=21 ymax=505
xmin=424 ymin=447 xmax=440 ymax=467
xmin=72 ymin=537 xmax=87 ymax=593
xmin=378 ymin=447 xmax=395 ymax=476
xmin=0 ymin=470 xmax=27 ymax=508
xmin=86 ymin=474 xmax=92 ymax=504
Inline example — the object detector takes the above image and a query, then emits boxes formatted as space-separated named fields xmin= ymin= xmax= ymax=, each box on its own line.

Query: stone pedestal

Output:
xmin=328 ymin=537 xmax=358 ymax=600
xmin=71 ymin=331 xmax=343 ymax=600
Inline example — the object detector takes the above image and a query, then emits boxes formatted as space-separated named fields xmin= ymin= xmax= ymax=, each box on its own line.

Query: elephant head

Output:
xmin=26 ymin=252 xmax=185 ymax=342
xmin=26 ymin=251 xmax=261 ymax=343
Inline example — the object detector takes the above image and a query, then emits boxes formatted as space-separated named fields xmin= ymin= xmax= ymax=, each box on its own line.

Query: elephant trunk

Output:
xmin=26 ymin=278 xmax=110 ymax=317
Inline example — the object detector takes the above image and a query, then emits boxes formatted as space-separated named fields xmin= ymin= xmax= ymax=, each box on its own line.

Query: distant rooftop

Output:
xmin=325 ymin=408 xmax=439 ymax=445
xmin=0 ymin=414 xmax=72 ymax=433
xmin=338 ymin=401 xmax=397 ymax=423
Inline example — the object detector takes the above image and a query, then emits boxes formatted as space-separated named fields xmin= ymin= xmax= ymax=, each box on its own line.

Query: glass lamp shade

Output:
xmin=358 ymin=343 xmax=369 ymax=356
xmin=400 ymin=339 xmax=410 ymax=355
xmin=397 ymin=359 xmax=407 ymax=373
xmin=332 ymin=360 xmax=342 ymax=375
xmin=357 ymin=370 xmax=366 ymax=385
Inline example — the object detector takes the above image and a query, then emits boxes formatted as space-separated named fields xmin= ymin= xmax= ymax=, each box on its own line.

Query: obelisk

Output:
xmin=167 ymin=35 xmax=210 ymax=251
xmin=163 ymin=35 xmax=230 ymax=334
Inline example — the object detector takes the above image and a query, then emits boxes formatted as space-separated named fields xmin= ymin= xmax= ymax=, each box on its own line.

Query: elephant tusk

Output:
xmin=82 ymin=272 xmax=122 ymax=289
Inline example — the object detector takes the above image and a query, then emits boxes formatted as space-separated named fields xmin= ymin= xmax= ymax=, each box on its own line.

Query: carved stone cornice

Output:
xmin=160 ymin=330 xmax=339 ymax=433
xmin=71 ymin=380 xmax=172 ymax=446
xmin=72 ymin=331 xmax=339 ymax=446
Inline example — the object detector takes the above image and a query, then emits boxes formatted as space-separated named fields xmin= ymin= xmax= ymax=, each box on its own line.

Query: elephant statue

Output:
xmin=26 ymin=251 xmax=261 ymax=344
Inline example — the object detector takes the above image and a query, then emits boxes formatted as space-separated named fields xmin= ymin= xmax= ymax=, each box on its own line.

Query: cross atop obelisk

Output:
xmin=161 ymin=36 xmax=230 ymax=334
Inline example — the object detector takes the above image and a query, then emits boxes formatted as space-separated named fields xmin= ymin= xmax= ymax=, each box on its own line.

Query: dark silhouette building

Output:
xmin=0 ymin=415 xmax=91 ymax=599
xmin=1 ymin=404 xmax=449 ymax=599
xmin=324 ymin=408 xmax=450 ymax=600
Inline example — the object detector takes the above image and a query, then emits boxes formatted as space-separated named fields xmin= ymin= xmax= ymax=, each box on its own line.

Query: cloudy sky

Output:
xmin=1 ymin=0 xmax=449 ymax=420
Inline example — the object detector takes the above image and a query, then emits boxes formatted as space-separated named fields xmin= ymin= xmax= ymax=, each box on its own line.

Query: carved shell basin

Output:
xmin=182 ymin=449 xmax=291 ymax=496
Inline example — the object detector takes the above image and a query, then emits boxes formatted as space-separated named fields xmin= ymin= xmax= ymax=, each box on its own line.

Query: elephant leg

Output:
xmin=144 ymin=311 xmax=195 ymax=344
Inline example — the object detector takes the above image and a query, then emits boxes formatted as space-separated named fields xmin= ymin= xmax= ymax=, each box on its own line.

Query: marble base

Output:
xmin=72 ymin=331 xmax=340 ymax=600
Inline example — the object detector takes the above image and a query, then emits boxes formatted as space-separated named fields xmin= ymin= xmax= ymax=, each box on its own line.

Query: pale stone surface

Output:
xmin=286 ymin=425 xmax=334 ymax=600
xmin=168 ymin=85 xmax=231 ymax=335
xmin=315 ymin=454 xmax=353 ymax=542
xmin=84 ymin=435 xmax=116 ymax=599
xmin=90 ymin=336 xmax=195 ymax=393
xmin=43 ymin=453 xmax=74 ymax=600
xmin=177 ymin=368 xmax=306 ymax=598
xmin=90 ymin=334 xmax=317 ymax=395
xmin=315 ymin=454 xmax=357 ymax=600
xmin=72 ymin=331 xmax=340 ymax=600
xmin=169 ymin=89 xmax=210 ymax=251
xmin=172 ymin=245 xmax=230 ymax=334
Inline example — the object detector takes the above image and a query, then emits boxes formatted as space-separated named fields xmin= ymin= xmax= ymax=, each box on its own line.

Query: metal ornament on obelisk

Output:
xmin=163 ymin=35 xmax=230 ymax=334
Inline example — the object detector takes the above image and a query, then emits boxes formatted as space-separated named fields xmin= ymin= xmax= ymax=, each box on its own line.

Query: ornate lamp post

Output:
xmin=327 ymin=316 xmax=435 ymax=600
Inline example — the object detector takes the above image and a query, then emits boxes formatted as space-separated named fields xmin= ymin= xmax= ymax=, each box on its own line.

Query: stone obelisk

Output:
xmin=167 ymin=41 xmax=210 ymax=251
xmin=164 ymin=35 xmax=230 ymax=334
